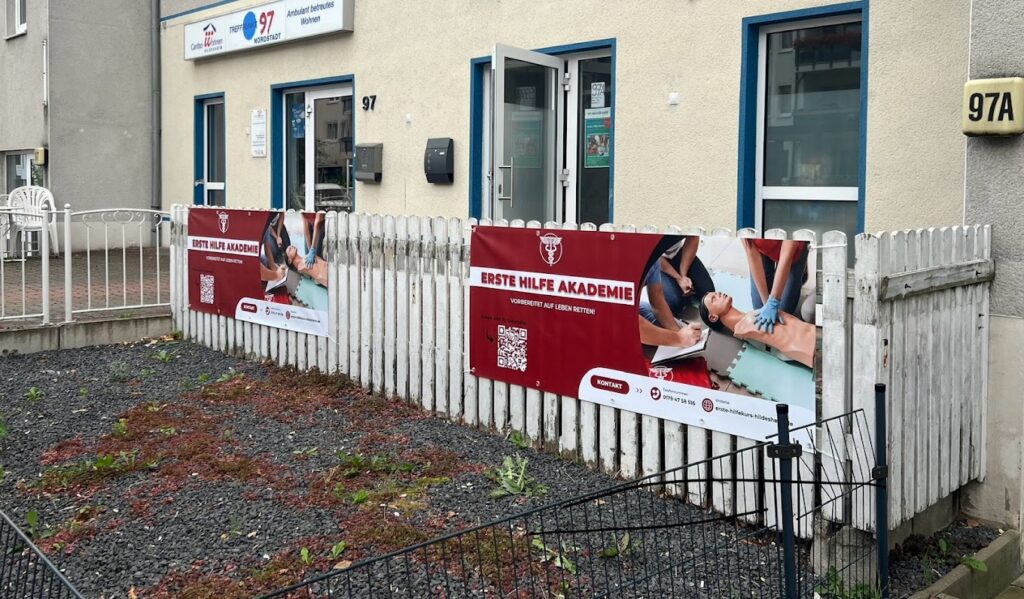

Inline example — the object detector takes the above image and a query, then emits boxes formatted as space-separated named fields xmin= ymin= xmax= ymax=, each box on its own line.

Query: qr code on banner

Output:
xmin=497 ymin=325 xmax=527 ymax=372
xmin=199 ymin=274 xmax=215 ymax=305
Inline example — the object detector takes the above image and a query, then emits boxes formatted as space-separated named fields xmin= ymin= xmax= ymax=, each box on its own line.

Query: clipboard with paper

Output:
xmin=650 ymin=324 xmax=710 ymax=365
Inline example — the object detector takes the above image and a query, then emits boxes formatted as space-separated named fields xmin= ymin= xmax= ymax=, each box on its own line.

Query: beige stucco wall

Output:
xmin=161 ymin=0 xmax=970 ymax=232
xmin=862 ymin=0 xmax=969 ymax=232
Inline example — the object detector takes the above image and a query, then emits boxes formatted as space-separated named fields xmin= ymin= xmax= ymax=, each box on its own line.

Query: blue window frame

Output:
xmin=469 ymin=39 xmax=616 ymax=222
xmin=270 ymin=75 xmax=355 ymax=210
xmin=737 ymin=2 xmax=868 ymax=233
xmin=193 ymin=92 xmax=225 ymax=206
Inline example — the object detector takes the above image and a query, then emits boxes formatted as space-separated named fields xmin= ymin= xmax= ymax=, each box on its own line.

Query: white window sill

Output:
xmin=4 ymin=28 xmax=27 ymax=41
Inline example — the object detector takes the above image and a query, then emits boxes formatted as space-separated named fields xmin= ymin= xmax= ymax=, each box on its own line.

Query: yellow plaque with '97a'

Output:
xmin=962 ymin=77 xmax=1024 ymax=136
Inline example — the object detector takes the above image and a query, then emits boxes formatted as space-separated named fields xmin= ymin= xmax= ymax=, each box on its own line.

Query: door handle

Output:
xmin=497 ymin=156 xmax=514 ymax=207
xmin=194 ymin=179 xmax=205 ymax=187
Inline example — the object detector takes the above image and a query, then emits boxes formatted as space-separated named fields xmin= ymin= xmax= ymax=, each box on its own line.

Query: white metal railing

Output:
xmin=0 ymin=204 xmax=170 ymax=325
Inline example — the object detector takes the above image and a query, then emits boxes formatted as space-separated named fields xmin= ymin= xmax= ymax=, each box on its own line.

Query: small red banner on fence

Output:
xmin=187 ymin=209 xmax=329 ymax=337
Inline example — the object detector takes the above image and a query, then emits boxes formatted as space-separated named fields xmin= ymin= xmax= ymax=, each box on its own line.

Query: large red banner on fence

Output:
xmin=469 ymin=226 xmax=817 ymax=443
xmin=188 ymin=208 xmax=329 ymax=336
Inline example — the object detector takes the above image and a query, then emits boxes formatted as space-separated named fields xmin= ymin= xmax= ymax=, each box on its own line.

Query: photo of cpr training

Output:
xmin=258 ymin=210 xmax=329 ymax=313
xmin=637 ymin=234 xmax=815 ymax=412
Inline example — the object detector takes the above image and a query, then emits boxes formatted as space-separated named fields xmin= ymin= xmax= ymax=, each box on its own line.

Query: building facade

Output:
xmin=962 ymin=0 xmax=1024 ymax=532
xmin=159 ymin=0 xmax=970 ymax=242
xmin=0 ymin=0 xmax=156 ymax=213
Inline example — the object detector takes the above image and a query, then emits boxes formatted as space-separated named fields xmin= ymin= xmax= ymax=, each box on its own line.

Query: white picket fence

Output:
xmin=167 ymin=205 xmax=991 ymax=534
xmin=853 ymin=226 xmax=992 ymax=529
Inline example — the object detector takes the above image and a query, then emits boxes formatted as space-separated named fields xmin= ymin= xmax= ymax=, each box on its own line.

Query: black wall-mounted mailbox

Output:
xmin=355 ymin=143 xmax=383 ymax=183
xmin=424 ymin=138 xmax=454 ymax=184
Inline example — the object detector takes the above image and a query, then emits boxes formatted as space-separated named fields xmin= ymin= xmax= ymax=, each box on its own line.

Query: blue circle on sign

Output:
xmin=242 ymin=11 xmax=257 ymax=40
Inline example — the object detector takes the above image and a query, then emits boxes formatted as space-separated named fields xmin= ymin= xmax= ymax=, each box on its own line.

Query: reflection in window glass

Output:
xmin=764 ymin=199 xmax=858 ymax=262
xmin=285 ymin=92 xmax=306 ymax=211
xmin=206 ymin=103 xmax=225 ymax=183
xmin=763 ymin=21 xmax=861 ymax=187
xmin=577 ymin=56 xmax=612 ymax=225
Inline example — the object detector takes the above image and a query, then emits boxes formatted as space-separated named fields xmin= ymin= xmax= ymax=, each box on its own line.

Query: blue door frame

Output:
xmin=193 ymin=92 xmax=225 ymax=206
xmin=469 ymin=38 xmax=617 ymax=221
xmin=270 ymin=75 xmax=355 ymax=210
xmin=736 ymin=2 xmax=868 ymax=232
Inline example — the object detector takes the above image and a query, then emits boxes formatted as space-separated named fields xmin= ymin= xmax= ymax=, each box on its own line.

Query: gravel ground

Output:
xmin=0 ymin=340 xmax=1002 ymax=598
xmin=889 ymin=517 xmax=1002 ymax=598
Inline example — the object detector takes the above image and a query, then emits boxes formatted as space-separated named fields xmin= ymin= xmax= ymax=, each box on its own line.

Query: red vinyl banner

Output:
xmin=187 ymin=208 xmax=329 ymax=336
xmin=469 ymin=227 xmax=817 ymax=444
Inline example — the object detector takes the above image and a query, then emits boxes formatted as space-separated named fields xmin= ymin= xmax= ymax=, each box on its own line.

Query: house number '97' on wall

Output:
xmin=362 ymin=96 xmax=376 ymax=111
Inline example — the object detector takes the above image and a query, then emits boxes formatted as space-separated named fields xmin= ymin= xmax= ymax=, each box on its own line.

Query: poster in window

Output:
xmin=510 ymin=109 xmax=543 ymax=169
xmin=290 ymin=103 xmax=305 ymax=139
xmin=584 ymin=107 xmax=611 ymax=168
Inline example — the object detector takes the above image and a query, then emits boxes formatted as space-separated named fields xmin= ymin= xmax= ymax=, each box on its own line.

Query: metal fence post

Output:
xmin=64 ymin=204 xmax=72 ymax=323
xmin=875 ymin=383 xmax=890 ymax=598
xmin=41 ymin=204 xmax=50 ymax=324
xmin=772 ymin=403 xmax=798 ymax=599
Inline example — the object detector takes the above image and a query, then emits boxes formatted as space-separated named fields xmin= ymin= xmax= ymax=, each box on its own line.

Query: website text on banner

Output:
xmin=468 ymin=227 xmax=817 ymax=444
xmin=187 ymin=209 xmax=329 ymax=336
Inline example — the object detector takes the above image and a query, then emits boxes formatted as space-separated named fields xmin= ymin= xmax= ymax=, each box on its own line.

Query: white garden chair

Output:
xmin=7 ymin=186 xmax=59 ymax=257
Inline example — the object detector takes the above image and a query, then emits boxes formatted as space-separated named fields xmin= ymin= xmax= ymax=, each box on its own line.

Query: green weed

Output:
xmin=815 ymin=567 xmax=881 ymax=599
xmin=299 ymin=547 xmax=312 ymax=566
xmin=216 ymin=368 xmax=244 ymax=383
xmin=111 ymin=419 xmax=128 ymax=437
xmin=109 ymin=361 xmax=133 ymax=383
xmin=962 ymin=556 xmax=988 ymax=572
xmin=26 ymin=510 xmax=39 ymax=540
xmin=154 ymin=349 xmax=175 ymax=363
xmin=330 ymin=541 xmax=348 ymax=559
xmin=531 ymin=538 xmax=577 ymax=574
xmin=507 ymin=430 xmax=530 ymax=450
xmin=599 ymin=532 xmax=641 ymax=558
xmin=24 ymin=387 xmax=44 ymax=403
xmin=292 ymin=447 xmax=319 ymax=459
xmin=77 ymin=388 xmax=88 ymax=397
xmin=487 ymin=455 xmax=548 ymax=499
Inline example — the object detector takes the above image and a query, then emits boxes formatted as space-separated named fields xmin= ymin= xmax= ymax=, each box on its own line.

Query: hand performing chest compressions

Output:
xmin=742 ymin=238 xmax=808 ymax=334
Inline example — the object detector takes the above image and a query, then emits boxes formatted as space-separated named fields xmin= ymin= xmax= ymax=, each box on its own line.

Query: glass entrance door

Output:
xmin=492 ymin=44 xmax=564 ymax=223
xmin=284 ymin=85 xmax=354 ymax=212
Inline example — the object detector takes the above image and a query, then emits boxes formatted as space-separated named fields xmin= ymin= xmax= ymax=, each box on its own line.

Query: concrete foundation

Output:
xmin=0 ymin=315 xmax=172 ymax=356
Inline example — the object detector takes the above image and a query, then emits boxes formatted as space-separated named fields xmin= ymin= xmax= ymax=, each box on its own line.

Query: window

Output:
xmin=757 ymin=16 xmax=861 ymax=256
xmin=201 ymin=98 xmax=226 ymax=206
xmin=4 ymin=152 xmax=43 ymax=192
xmin=6 ymin=0 xmax=27 ymax=37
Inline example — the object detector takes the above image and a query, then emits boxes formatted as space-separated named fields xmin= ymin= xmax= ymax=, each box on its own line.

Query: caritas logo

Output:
xmin=285 ymin=311 xmax=292 ymax=320
xmin=240 ymin=302 xmax=257 ymax=314
xmin=203 ymin=23 xmax=218 ymax=48
xmin=702 ymin=398 xmax=714 ymax=413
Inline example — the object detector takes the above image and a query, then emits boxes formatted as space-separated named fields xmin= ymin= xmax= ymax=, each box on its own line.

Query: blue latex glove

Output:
xmin=754 ymin=296 xmax=784 ymax=334
xmin=304 ymin=246 xmax=317 ymax=267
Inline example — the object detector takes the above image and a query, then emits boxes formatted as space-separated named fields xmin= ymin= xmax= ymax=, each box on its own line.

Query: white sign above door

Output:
xmin=183 ymin=0 xmax=353 ymax=60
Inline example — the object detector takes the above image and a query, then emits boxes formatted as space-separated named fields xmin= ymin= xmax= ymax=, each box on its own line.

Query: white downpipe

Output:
xmin=64 ymin=204 xmax=72 ymax=323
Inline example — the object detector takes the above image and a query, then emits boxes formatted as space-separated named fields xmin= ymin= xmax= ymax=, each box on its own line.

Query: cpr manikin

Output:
xmin=699 ymin=291 xmax=814 ymax=368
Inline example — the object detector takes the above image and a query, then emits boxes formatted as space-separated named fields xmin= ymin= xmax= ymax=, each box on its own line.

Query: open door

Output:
xmin=492 ymin=44 xmax=565 ymax=223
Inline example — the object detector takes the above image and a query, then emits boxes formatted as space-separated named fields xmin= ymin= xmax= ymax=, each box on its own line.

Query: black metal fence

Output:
xmin=261 ymin=386 xmax=891 ymax=598
xmin=0 ymin=508 xmax=83 ymax=599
